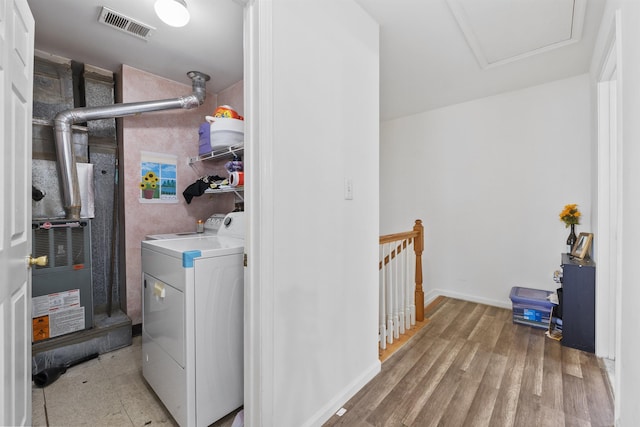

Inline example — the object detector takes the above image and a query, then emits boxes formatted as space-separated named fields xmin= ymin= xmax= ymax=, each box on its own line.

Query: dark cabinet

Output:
xmin=561 ymin=253 xmax=596 ymax=353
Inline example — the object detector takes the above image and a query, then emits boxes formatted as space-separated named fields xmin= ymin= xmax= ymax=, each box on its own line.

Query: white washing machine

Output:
xmin=141 ymin=212 xmax=245 ymax=427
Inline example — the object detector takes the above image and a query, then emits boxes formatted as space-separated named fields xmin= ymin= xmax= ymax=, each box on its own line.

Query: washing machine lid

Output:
xmin=142 ymin=235 xmax=244 ymax=263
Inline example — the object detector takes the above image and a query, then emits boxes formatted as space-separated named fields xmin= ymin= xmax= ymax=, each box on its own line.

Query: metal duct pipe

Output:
xmin=53 ymin=71 xmax=210 ymax=219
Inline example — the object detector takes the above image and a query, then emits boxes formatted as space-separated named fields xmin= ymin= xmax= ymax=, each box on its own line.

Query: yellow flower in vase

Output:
xmin=560 ymin=203 xmax=581 ymax=252
xmin=559 ymin=203 xmax=581 ymax=227
xmin=140 ymin=171 xmax=160 ymax=199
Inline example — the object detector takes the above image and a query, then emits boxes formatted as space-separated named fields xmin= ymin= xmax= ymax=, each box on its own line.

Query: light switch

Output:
xmin=344 ymin=177 xmax=353 ymax=200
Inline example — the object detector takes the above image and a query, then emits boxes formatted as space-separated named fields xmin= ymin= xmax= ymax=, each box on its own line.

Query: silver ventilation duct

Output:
xmin=54 ymin=71 xmax=210 ymax=219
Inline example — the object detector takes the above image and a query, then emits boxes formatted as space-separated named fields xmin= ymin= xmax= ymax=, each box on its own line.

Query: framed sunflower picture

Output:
xmin=139 ymin=151 xmax=178 ymax=203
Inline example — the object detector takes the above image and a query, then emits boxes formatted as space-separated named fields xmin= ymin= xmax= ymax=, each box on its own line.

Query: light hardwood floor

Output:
xmin=324 ymin=297 xmax=614 ymax=427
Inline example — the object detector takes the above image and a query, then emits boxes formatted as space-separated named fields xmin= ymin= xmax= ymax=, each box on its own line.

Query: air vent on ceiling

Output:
xmin=98 ymin=6 xmax=155 ymax=41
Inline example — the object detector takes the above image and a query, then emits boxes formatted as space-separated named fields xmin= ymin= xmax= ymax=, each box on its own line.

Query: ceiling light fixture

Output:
xmin=154 ymin=0 xmax=190 ymax=28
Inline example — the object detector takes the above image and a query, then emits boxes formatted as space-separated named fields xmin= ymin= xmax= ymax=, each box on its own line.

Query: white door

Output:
xmin=0 ymin=0 xmax=35 ymax=424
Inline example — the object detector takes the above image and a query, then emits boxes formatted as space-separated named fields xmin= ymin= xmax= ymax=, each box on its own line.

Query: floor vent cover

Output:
xmin=98 ymin=6 xmax=155 ymax=40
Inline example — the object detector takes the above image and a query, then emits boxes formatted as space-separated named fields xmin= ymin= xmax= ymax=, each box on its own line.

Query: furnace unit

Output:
xmin=31 ymin=220 xmax=93 ymax=342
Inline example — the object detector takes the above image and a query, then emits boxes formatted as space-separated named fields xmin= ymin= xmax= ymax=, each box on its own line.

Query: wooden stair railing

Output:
xmin=378 ymin=220 xmax=424 ymax=350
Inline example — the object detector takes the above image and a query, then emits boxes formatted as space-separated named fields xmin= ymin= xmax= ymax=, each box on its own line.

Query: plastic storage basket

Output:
xmin=509 ymin=286 xmax=554 ymax=329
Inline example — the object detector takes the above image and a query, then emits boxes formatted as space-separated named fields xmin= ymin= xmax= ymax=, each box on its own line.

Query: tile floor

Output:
xmin=32 ymin=335 xmax=242 ymax=427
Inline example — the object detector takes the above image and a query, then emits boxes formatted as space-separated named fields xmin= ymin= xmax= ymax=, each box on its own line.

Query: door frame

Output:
xmin=595 ymin=9 xmax=622 ymax=416
xmin=243 ymin=1 xmax=275 ymax=425
xmin=595 ymin=29 xmax=619 ymax=360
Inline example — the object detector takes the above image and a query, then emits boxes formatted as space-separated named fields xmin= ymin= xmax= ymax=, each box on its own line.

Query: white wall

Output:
xmin=617 ymin=4 xmax=640 ymax=423
xmin=381 ymin=75 xmax=592 ymax=307
xmin=245 ymin=1 xmax=380 ymax=426
xmin=590 ymin=1 xmax=640 ymax=424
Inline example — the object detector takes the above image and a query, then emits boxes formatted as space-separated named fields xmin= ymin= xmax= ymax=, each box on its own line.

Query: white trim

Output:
xmin=301 ymin=361 xmax=381 ymax=427
xmin=594 ymin=8 xmax=623 ymax=419
xmin=596 ymin=77 xmax=616 ymax=359
xmin=613 ymin=10 xmax=623 ymax=420
xmin=244 ymin=0 xmax=275 ymax=425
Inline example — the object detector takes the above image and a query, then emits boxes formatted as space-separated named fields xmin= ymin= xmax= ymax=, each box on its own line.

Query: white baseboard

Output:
xmin=303 ymin=359 xmax=381 ymax=427
xmin=425 ymin=288 xmax=512 ymax=310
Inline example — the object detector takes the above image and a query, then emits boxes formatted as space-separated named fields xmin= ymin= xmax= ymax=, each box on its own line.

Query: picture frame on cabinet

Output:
xmin=571 ymin=232 xmax=593 ymax=260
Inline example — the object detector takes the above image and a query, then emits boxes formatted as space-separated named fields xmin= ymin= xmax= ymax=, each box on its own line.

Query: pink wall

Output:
xmin=120 ymin=65 xmax=243 ymax=323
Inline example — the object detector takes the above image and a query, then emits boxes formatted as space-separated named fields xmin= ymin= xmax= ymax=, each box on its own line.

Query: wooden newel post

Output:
xmin=413 ymin=219 xmax=424 ymax=321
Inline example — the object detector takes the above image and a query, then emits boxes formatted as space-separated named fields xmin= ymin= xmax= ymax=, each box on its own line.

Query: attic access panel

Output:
xmin=447 ymin=0 xmax=586 ymax=68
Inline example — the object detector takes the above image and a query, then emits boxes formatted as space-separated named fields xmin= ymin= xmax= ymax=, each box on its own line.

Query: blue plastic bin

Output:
xmin=509 ymin=286 xmax=554 ymax=329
